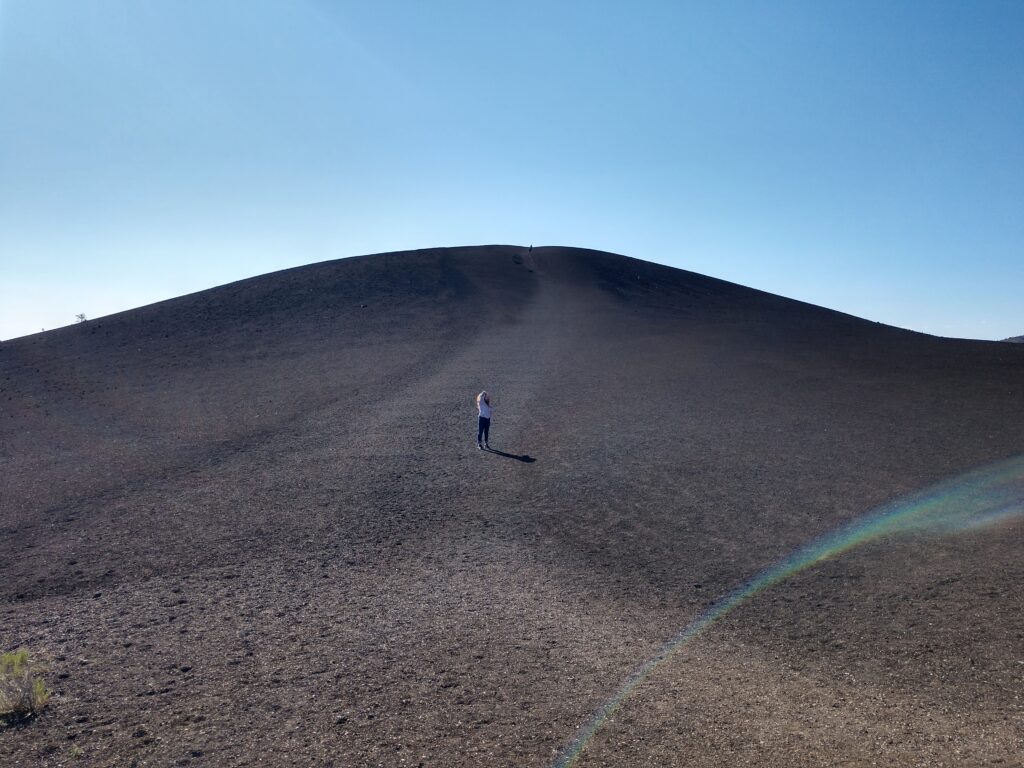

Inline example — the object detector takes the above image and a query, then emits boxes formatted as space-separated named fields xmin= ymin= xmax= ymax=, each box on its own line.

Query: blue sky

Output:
xmin=1 ymin=1 xmax=1022 ymax=340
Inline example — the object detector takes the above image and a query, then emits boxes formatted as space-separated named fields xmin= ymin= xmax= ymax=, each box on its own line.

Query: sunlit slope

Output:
xmin=2 ymin=245 xmax=1022 ymax=767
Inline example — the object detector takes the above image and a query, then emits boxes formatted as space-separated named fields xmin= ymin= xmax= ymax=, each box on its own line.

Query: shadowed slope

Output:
xmin=2 ymin=246 xmax=1022 ymax=767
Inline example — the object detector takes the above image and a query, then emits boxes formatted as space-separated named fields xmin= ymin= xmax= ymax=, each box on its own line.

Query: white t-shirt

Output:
xmin=478 ymin=400 xmax=492 ymax=418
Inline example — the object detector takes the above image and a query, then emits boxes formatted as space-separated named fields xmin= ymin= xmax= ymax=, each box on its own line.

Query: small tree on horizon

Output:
xmin=75 ymin=313 xmax=86 ymax=323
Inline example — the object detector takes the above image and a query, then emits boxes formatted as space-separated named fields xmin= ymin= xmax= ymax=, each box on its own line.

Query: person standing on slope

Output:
xmin=476 ymin=391 xmax=492 ymax=450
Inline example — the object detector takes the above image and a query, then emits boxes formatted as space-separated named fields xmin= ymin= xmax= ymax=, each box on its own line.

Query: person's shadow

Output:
xmin=485 ymin=447 xmax=536 ymax=463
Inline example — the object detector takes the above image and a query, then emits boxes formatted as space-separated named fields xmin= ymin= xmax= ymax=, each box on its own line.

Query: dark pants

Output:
xmin=477 ymin=416 xmax=490 ymax=444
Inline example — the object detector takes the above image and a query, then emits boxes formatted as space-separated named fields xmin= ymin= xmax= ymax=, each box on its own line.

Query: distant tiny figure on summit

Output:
xmin=476 ymin=391 xmax=492 ymax=450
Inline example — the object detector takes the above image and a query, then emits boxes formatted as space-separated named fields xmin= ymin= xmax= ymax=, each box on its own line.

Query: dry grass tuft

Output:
xmin=0 ymin=648 xmax=50 ymax=724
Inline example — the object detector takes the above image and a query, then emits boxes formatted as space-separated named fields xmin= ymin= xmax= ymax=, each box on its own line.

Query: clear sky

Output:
xmin=1 ymin=1 xmax=1022 ymax=341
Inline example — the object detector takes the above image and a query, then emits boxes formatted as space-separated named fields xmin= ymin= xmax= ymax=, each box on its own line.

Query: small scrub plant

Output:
xmin=0 ymin=648 xmax=50 ymax=724
xmin=75 ymin=313 xmax=87 ymax=323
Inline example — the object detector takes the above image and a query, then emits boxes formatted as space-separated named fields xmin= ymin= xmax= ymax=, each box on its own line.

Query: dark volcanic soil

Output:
xmin=2 ymin=245 xmax=1022 ymax=767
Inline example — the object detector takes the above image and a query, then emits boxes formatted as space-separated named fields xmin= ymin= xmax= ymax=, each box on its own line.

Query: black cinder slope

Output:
xmin=2 ymin=245 xmax=1022 ymax=767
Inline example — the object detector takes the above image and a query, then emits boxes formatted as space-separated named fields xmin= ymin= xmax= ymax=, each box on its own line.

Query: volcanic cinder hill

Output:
xmin=2 ymin=246 xmax=1022 ymax=767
